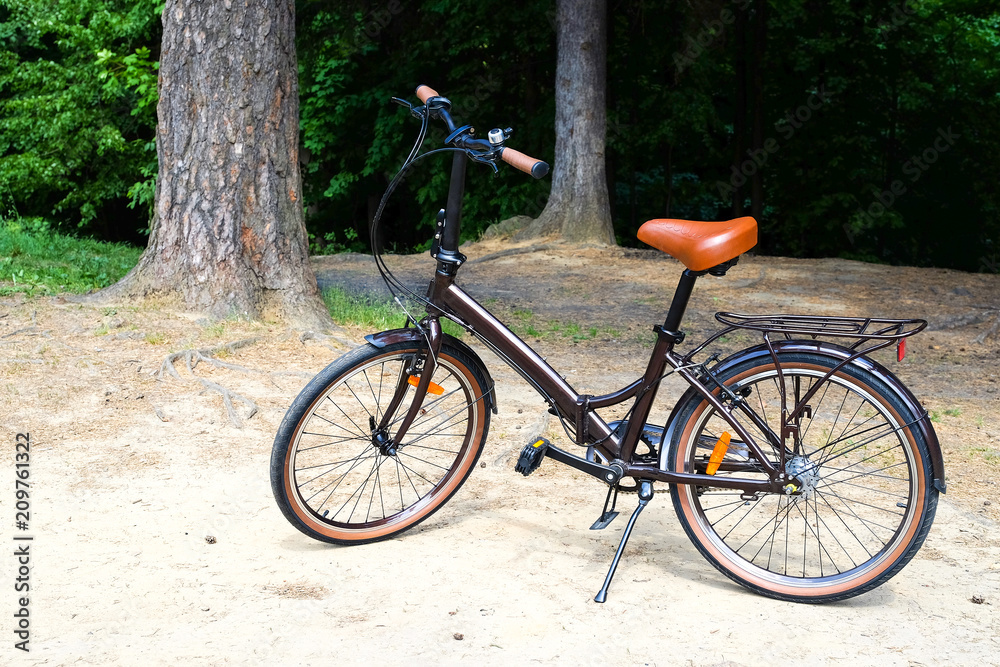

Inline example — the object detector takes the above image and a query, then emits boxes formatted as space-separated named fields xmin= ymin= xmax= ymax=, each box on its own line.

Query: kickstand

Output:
xmin=594 ymin=480 xmax=653 ymax=603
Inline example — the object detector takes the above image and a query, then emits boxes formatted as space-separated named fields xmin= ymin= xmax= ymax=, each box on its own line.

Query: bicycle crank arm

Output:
xmin=544 ymin=443 xmax=623 ymax=485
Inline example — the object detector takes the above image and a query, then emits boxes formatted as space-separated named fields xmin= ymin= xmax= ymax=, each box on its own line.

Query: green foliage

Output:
xmin=298 ymin=0 xmax=1000 ymax=271
xmin=322 ymin=286 xmax=463 ymax=337
xmin=757 ymin=0 xmax=1000 ymax=268
xmin=97 ymin=43 xmax=159 ymax=222
xmin=1 ymin=0 xmax=998 ymax=273
xmin=0 ymin=217 xmax=142 ymax=295
xmin=0 ymin=0 xmax=161 ymax=241
xmin=296 ymin=0 xmax=555 ymax=253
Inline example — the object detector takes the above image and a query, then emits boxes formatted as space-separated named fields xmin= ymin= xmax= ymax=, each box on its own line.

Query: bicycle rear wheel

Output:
xmin=665 ymin=350 xmax=938 ymax=602
xmin=271 ymin=340 xmax=491 ymax=545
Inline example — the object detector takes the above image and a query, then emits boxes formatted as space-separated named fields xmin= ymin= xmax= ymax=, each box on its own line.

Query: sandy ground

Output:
xmin=2 ymin=242 xmax=999 ymax=665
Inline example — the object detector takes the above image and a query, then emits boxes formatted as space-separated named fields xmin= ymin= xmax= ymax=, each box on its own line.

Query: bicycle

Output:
xmin=270 ymin=85 xmax=946 ymax=603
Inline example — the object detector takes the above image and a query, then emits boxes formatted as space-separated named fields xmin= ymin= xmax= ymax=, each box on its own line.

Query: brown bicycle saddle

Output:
xmin=637 ymin=216 xmax=758 ymax=272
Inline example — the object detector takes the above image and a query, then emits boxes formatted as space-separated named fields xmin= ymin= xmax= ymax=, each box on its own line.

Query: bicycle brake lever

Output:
xmin=390 ymin=96 xmax=427 ymax=120
xmin=467 ymin=151 xmax=499 ymax=174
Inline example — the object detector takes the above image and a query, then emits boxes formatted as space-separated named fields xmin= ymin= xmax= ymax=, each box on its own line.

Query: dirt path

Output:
xmin=2 ymin=241 xmax=998 ymax=665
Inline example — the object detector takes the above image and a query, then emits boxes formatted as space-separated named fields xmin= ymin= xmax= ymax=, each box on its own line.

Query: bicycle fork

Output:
xmin=594 ymin=480 xmax=654 ymax=603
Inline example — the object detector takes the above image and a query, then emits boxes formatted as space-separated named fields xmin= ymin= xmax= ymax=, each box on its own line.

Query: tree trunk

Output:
xmin=98 ymin=0 xmax=331 ymax=330
xmin=517 ymin=0 xmax=615 ymax=245
xmin=733 ymin=5 xmax=748 ymax=218
xmin=749 ymin=0 xmax=766 ymax=226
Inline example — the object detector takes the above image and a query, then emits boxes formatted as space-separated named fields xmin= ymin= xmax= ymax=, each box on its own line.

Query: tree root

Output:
xmin=973 ymin=313 xmax=1000 ymax=345
xmin=934 ymin=311 xmax=994 ymax=330
xmin=157 ymin=338 xmax=262 ymax=427
xmin=465 ymin=243 xmax=563 ymax=265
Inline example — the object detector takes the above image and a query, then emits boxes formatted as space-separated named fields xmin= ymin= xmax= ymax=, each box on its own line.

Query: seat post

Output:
xmin=662 ymin=269 xmax=700 ymax=333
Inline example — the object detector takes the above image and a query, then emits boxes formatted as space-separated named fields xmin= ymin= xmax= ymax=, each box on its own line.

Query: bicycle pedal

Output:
xmin=514 ymin=437 xmax=550 ymax=476
xmin=590 ymin=510 xmax=619 ymax=530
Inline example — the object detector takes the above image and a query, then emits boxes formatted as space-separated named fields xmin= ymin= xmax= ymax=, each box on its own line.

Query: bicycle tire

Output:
xmin=665 ymin=350 xmax=938 ymax=602
xmin=270 ymin=340 xmax=491 ymax=545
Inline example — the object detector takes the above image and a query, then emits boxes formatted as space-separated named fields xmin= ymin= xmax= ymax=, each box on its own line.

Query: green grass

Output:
xmin=931 ymin=407 xmax=963 ymax=422
xmin=0 ymin=220 xmax=141 ymax=296
xmin=322 ymin=287 xmax=464 ymax=337
xmin=506 ymin=311 xmax=621 ymax=342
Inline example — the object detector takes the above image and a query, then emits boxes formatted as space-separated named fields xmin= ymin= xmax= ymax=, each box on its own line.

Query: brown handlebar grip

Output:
xmin=501 ymin=147 xmax=550 ymax=179
xmin=415 ymin=85 xmax=440 ymax=104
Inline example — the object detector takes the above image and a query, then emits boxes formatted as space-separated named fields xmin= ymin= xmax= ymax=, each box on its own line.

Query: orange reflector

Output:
xmin=408 ymin=375 xmax=444 ymax=395
xmin=897 ymin=337 xmax=906 ymax=362
xmin=706 ymin=432 xmax=732 ymax=476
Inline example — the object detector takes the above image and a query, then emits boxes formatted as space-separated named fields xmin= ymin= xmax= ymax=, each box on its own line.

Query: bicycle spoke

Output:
xmin=324 ymin=394 xmax=371 ymax=439
xmin=343 ymin=454 xmax=383 ymax=523
xmin=815 ymin=424 xmax=906 ymax=469
xmin=299 ymin=452 xmax=377 ymax=484
xmin=394 ymin=457 xmax=440 ymax=487
xmin=387 ymin=381 xmax=464 ymax=429
xmin=400 ymin=442 xmax=462 ymax=454
xmin=821 ymin=474 xmax=909 ymax=499
xmin=309 ymin=443 xmax=378 ymax=508
xmin=752 ymin=497 xmax=794 ymax=570
xmin=798 ymin=379 xmax=829 ymax=443
xmin=297 ymin=433 xmax=365 ymax=451
xmin=308 ymin=410 xmax=365 ymax=439
xmin=818 ymin=443 xmax=908 ymax=479
xmin=362 ymin=366 xmax=383 ymax=423
xmin=790 ymin=497 xmax=839 ymax=577
xmin=397 ymin=449 xmax=453 ymax=472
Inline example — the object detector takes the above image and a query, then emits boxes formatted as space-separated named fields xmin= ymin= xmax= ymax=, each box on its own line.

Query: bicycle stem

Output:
xmin=442 ymin=152 xmax=467 ymax=255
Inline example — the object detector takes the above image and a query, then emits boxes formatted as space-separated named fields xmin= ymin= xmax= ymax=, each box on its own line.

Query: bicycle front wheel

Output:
xmin=271 ymin=341 xmax=491 ymax=545
xmin=665 ymin=350 xmax=938 ymax=602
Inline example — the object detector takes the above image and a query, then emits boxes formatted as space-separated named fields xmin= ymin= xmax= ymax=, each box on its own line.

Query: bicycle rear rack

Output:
xmin=715 ymin=312 xmax=927 ymax=340
xmin=714 ymin=312 xmax=926 ymax=351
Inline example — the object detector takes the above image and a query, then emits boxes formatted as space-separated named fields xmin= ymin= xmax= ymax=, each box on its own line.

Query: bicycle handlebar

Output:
xmin=413 ymin=84 xmax=549 ymax=180
xmin=415 ymin=84 xmax=440 ymax=104
xmin=500 ymin=147 xmax=550 ymax=179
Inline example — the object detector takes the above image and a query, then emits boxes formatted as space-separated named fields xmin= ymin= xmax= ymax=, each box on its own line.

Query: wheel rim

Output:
xmin=285 ymin=350 xmax=483 ymax=538
xmin=675 ymin=365 xmax=923 ymax=594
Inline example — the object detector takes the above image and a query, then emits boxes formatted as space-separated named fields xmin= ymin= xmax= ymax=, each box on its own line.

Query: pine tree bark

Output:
xmin=98 ymin=0 xmax=331 ymax=329
xmin=732 ymin=5 xmax=748 ymax=218
xmin=518 ymin=0 xmax=615 ymax=245
xmin=749 ymin=0 xmax=767 ymax=226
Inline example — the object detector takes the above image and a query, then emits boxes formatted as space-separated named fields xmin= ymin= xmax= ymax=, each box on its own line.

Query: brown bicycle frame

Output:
xmin=404 ymin=265 xmax=788 ymax=495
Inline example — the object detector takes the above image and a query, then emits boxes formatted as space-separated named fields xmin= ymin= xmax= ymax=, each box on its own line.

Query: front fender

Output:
xmin=365 ymin=328 xmax=498 ymax=414
xmin=666 ymin=339 xmax=945 ymax=493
